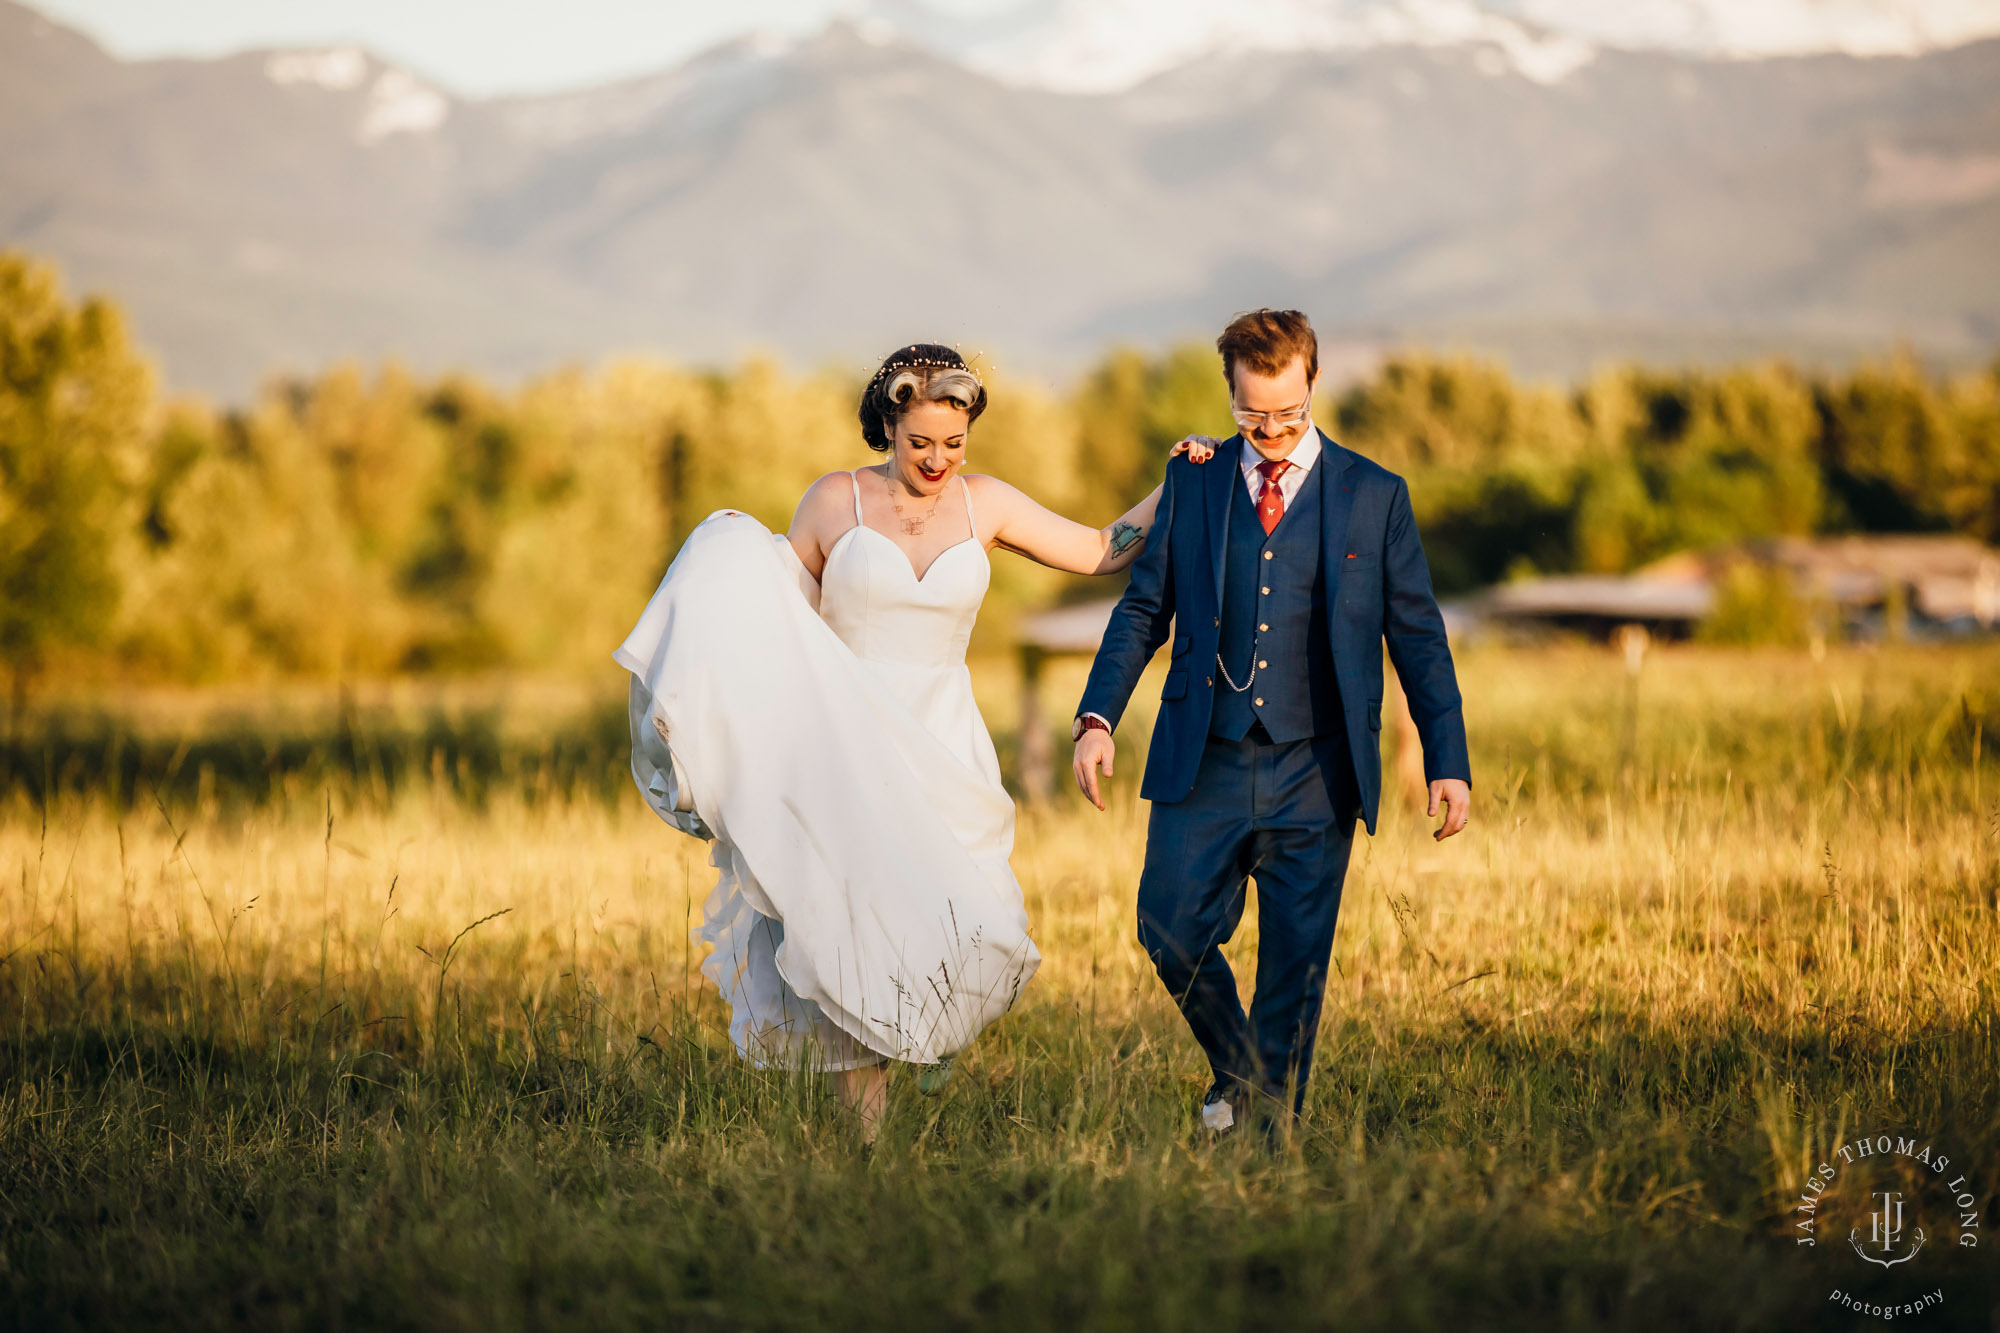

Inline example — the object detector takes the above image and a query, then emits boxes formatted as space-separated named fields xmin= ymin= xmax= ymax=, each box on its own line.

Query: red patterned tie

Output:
xmin=1255 ymin=459 xmax=1292 ymax=536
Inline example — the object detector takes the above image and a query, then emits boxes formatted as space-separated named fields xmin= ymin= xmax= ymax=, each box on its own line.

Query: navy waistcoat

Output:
xmin=1210 ymin=461 xmax=1345 ymax=743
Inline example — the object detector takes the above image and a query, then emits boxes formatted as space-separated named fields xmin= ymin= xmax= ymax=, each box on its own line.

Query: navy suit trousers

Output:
xmin=1136 ymin=728 xmax=1360 ymax=1115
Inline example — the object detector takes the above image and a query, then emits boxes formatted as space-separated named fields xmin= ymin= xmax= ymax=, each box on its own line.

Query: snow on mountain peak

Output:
xmin=264 ymin=47 xmax=450 ymax=143
xmin=1512 ymin=0 xmax=2000 ymax=60
xmin=265 ymin=47 xmax=369 ymax=92
xmin=890 ymin=0 xmax=1597 ymax=93
xmin=874 ymin=0 xmax=2000 ymax=94
xmin=359 ymin=69 xmax=450 ymax=142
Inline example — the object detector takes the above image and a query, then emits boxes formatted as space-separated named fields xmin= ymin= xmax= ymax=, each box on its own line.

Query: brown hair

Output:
xmin=1216 ymin=309 xmax=1318 ymax=390
xmin=857 ymin=344 xmax=987 ymax=452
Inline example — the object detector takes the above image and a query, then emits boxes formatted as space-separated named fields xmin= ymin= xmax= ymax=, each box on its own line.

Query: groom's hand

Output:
xmin=1428 ymin=779 xmax=1471 ymax=841
xmin=1073 ymin=730 xmax=1116 ymax=810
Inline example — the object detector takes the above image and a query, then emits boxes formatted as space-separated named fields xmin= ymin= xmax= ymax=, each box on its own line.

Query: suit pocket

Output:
xmin=1367 ymin=697 xmax=1383 ymax=731
xmin=1170 ymin=633 xmax=1191 ymax=659
xmin=1338 ymin=552 xmax=1380 ymax=596
xmin=1161 ymin=669 xmax=1188 ymax=702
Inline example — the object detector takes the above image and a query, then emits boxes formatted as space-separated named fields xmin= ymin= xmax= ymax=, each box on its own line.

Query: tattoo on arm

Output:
xmin=1108 ymin=520 xmax=1145 ymax=557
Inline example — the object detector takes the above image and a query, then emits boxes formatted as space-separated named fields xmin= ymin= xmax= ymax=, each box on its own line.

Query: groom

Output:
xmin=1073 ymin=309 xmax=1471 ymax=1133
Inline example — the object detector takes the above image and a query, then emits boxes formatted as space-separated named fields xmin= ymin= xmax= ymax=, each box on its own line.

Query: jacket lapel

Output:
xmin=1317 ymin=432 xmax=1359 ymax=629
xmin=1206 ymin=434 xmax=1238 ymax=613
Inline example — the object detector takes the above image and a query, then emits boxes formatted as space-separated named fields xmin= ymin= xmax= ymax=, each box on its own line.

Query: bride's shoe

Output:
xmin=916 ymin=1056 xmax=954 ymax=1096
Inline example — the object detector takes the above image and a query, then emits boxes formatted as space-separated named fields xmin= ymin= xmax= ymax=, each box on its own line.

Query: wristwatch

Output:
xmin=1072 ymin=715 xmax=1111 ymax=743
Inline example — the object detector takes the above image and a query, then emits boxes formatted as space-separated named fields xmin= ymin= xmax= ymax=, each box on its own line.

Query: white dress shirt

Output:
xmin=1238 ymin=426 xmax=1321 ymax=508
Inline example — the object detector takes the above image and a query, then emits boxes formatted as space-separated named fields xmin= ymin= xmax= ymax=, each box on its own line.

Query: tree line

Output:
xmin=4 ymin=250 xmax=1997 ymax=693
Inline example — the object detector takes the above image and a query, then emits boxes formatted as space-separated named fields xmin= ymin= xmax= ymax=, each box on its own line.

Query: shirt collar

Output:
xmin=1239 ymin=425 xmax=1322 ymax=478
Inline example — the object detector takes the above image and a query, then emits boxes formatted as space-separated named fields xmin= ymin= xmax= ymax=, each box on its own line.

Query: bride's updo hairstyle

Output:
xmin=858 ymin=344 xmax=987 ymax=452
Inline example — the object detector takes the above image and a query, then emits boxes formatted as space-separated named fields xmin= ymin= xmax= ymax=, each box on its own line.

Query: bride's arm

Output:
xmin=972 ymin=440 xmax=1216 ymax=576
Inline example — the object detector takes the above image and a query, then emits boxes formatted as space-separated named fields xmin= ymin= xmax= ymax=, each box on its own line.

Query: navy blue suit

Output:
xmin=1078 ymin=430 xmax=1469 ymax=1113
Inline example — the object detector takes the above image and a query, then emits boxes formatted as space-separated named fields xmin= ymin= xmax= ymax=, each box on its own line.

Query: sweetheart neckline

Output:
xmin=828 ymin=523 xmax=985 ymax=586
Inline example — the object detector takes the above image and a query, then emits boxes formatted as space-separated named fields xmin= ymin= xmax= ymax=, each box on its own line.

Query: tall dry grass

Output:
xmin=1 ymin=643 xmax=1996 ymax=1330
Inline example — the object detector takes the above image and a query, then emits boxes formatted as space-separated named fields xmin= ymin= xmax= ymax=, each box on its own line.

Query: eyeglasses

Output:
xmin=1230 ymin=392 xmax=1313 ymax=434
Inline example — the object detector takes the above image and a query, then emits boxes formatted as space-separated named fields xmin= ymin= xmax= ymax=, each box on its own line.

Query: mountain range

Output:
xmin=3 ymin=0 xmax=1997 ymax=398
xmin=879 ymin=0 xmax=2000 ymax=94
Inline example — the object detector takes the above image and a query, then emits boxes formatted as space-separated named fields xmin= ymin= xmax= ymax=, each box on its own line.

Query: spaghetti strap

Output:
xmin=848 ymin=470 xmax=864 ymax=524
xmin=961 ymin=474 xmax=978 ymax=545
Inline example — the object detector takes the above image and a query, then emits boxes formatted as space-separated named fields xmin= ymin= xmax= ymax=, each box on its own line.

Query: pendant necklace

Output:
xmin=887 ymin=468 xmax=944 ymax=536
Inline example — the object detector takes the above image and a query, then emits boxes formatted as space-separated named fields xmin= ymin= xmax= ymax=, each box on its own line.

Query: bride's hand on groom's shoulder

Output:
xmin=1170 ymin=436 xmax=1222 ymax=464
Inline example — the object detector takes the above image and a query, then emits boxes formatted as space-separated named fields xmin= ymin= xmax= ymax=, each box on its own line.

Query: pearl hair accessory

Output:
xmin=866 ymin=347 xmax=985 ymax=394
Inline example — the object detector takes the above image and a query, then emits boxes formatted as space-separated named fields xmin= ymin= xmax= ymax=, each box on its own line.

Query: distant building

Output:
xmin=1745 ymin=535 xmax=2000 ymax=633
xmin=1013 ymin=600 xmax=1123 ymax=802
xmin=1467 ymin=535 xmax=2000 ymax=641
xmin=1469 ymin=573 xmax=1714 ymax=640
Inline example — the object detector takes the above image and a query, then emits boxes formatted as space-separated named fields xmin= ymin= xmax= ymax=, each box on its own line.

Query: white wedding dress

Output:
xmin=615 ymin=474 xmax=1039 ymax=1070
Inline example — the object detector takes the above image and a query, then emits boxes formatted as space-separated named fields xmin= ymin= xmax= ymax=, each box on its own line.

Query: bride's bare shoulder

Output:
xmin=801 ymin=469 xmax=864 ymax=508
xmin=963 ymin=473 xmax=1026 ymax=508
xmin=790 ymin=470 xmax=863 ymax=534
xmin=813 ymin=467 xmax=872 ymax=492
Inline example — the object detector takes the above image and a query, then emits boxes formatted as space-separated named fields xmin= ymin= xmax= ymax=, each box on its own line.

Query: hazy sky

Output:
xmin=20 ymin=0 xmax=944 ymax=96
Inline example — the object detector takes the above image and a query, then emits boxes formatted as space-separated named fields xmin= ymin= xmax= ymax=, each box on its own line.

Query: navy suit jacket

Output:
xmin=1077 ymin=430 xmax=1470 ymax=835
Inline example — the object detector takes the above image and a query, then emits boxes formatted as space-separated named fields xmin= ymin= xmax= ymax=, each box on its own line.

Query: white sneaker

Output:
xmin=1201 ymin=1086 xmax=1235 ymax=1133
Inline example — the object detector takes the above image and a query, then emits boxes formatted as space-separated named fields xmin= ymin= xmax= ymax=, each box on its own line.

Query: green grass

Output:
xmin=2 ymin=643 xmax=1998 ymax=1331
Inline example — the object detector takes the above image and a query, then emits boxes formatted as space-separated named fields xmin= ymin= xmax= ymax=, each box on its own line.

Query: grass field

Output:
xmin=2 ymin=643 xmax=1996 ymax=1331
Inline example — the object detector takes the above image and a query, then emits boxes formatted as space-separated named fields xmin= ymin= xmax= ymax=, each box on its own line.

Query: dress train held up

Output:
xmin=615 ymin=483 xmax=1038 ymax=1070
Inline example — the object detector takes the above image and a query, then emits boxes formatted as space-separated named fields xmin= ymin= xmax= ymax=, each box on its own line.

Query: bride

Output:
xmin=616 ymin=344 xmax=1210 ymax=1134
